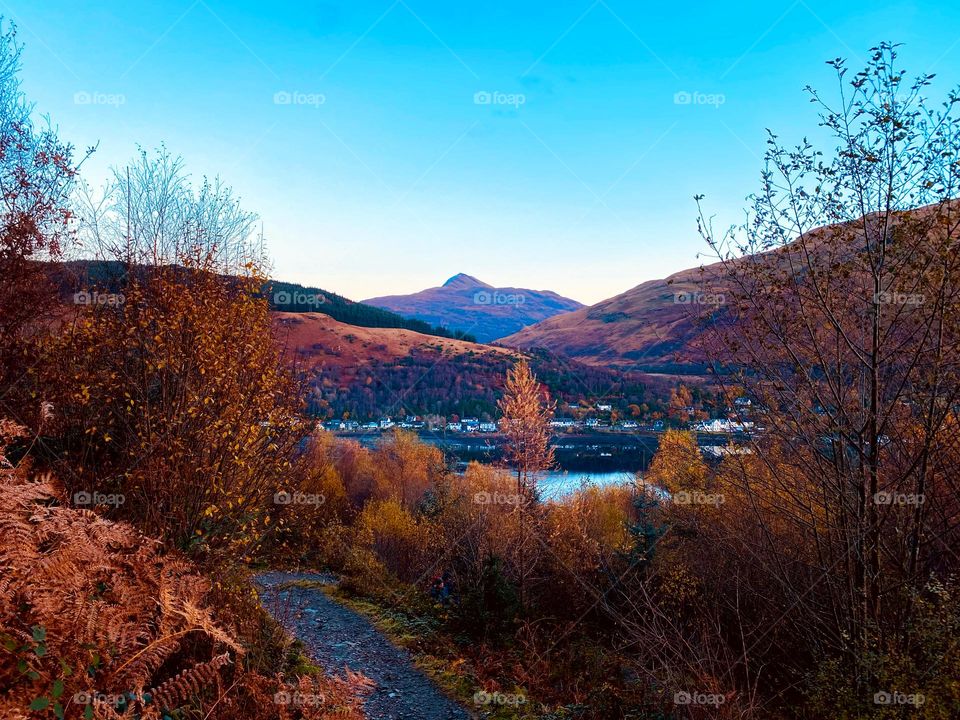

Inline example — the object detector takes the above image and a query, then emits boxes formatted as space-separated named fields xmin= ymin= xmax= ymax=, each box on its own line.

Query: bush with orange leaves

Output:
xmin=352 ymin=498 xmax=436 ymax=586
xmin=0 ymin=424 xmax=370 ymax=720
xmin=370 ymin=429 xmax=445 ymax=510
xmin=644 ymin=429 xmax=708 ymax=494
xmin=288 ymin=429 xmax=658 ymax=712
xmin=282 ymin=430 xmax=448 ymax=593
xmin=613 ymin=431 xmax=960 ymax=719
xmin=330 ymin=438 xmax=378 ymax=508
xmin=545 ymin=484 xmax=636 ymax=600
xmin=41 ymin=259 xmax=306 ymax=559
xmin=265 ymin=431 xmax=352 ymax=566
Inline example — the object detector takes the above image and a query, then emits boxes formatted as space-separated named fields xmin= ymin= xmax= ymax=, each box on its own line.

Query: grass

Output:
xmin=321 ymin=584 xmax=545 ymax=720
xmin=269 ymin=574 xmax=620 ymax=718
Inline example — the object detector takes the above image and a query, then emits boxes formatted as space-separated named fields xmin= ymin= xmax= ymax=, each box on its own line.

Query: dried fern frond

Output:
xmin=0 ymin=464 xmax=239 ymax=716
xmin=1 ymin=435 xmax=373 ymax=720
xmin=148 ymin=652 xmax=232 ymax=710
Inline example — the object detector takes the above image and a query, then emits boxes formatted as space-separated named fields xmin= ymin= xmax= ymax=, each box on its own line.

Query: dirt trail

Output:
xmin=256 ymin=572 xmax=471 ymax=720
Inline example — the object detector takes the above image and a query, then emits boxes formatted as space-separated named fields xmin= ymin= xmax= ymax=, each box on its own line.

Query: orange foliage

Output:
xmin=42 ymin=262 xmax=305 ymax=557
xmin=645 ymin=429 xmax=708 ymax=493
xmin=546 ymin=485 xmax=636 ymax=576
xmin=371 ymin=429 xmax=444 ymax=509
xmin=355 ymin=499 xmax=435 ymax=584
xmin=0 ymin=426 xmax=371 ymax=719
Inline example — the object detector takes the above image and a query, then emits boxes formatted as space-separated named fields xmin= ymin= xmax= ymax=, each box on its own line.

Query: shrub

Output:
xmin=0 ymin=466 xmax=241 ymax=718
xmin=331 ymin=440 xmax=377 ymax=508
xmin=266 ymin=432 xmax=350 ymax=565
xmin=356 ymin=498 xmax=434 ymax=584
xmin=43 ymin=263 xmax=305 ymax=558
xmin=371 ymin=429 xmax=445 ymax=510
xmin=0 ymin=426 xmax=371 ymax=719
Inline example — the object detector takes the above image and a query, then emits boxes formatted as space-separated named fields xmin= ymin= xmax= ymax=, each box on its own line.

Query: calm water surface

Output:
xmin=537 ymin=470 xmax=637 ymax=500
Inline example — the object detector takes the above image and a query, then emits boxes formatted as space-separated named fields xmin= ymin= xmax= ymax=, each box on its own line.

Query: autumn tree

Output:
xmin=78 ymin=144 xmax=261 ymax=273
xmin=372 ymin=428 xmax=445 ymax=510
xmin=644 ymin=429 xmax=708 ymax=494
xmin=43 ymin=148 xmax=304 ymax=557
xmin=667 ymin=383 xmax=694 ymax=422
xmin=0 ymin=20 xmax=84 ymax=416
xmin=636 ymin=42 xmax=960 ymax=715
xmin=497 ymin=359 xmax=555 ymax=500
xmin=497 ymin=359 xmax=555 ymax=612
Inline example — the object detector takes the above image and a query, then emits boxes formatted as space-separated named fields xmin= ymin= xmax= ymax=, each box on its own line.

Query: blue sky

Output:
xmin=9 ymin=0 xmax=960 ymax=304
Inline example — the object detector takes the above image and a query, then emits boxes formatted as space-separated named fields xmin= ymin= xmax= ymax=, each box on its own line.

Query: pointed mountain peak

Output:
xmin=442 ymin=273 xmax=491 ymax=289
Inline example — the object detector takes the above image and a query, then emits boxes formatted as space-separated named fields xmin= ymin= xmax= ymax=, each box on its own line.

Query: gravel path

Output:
xmin=256 ymin=572 xmax=472 ymax=720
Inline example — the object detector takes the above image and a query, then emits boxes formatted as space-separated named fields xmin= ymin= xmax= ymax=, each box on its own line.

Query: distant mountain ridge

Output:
xmin=363 ymin=273 xmax=583 ymax=343
xmin=502 ymin=203 xmax=956 ymax=372
xmin=49 ymin=260 xmax=475 ymax=342
xmin=441 ymin=273 xmax=490 ymax=289
xmin=501 ymin=268 xmax=719 ymax=371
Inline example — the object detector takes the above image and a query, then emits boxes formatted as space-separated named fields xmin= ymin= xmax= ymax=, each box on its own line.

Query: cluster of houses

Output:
xmin=317 ymin=398 xmax=759 ymax=436
xmin=691 ymin=418 xmax=755 ymax=434
xmin=320 ymin=416 xmax=425 ymax=432
xmin=701 ymin=444 xmax=754 ymax=459
xmin=319 ymin=415 xmax=670 ymax=434
xmin=444 ymin=418 xmax=499 ymax=433
xmin=319 ymin=416 xmax=501 ymax=433
xmin=549 ymin=417 xmax=660 ymax=431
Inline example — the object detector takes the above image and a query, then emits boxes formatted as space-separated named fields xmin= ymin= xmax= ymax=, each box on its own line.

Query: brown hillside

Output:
xmin=502 ymin=203 xmax=957 ymax=369
xmin=272 ymin=311 xmax=517 ymax=371
xmin=500 ymin=265 xmax=724 ymax=369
